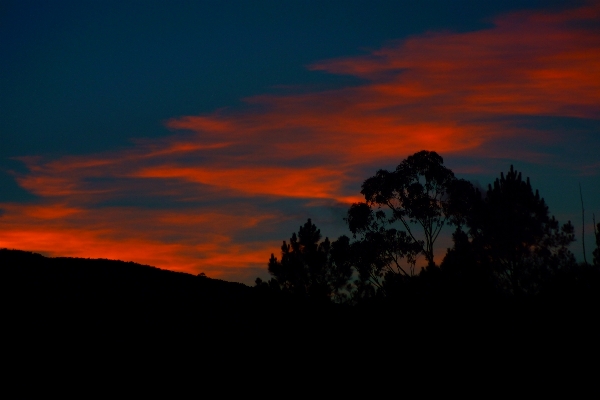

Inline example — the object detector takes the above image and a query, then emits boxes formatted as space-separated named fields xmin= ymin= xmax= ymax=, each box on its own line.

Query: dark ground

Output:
xmin=1 ymin=248 xmax=598 ymax=387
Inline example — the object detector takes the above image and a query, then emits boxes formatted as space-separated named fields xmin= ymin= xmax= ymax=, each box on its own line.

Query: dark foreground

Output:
xmin=2 ymin=248 xmax=598 ymax=381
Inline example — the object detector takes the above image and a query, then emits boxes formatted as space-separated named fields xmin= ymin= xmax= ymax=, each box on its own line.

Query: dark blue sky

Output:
xmin=1 ymin=0 xmax=598 ymax=283
xmin=2 ymin=1 xmax=579 ymax=156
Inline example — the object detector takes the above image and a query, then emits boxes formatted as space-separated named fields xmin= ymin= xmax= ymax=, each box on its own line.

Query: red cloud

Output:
xmin=310 ymin=4 xmax=600 ymax=121
xmin=0 ymin=201 xmax=282 ymax=280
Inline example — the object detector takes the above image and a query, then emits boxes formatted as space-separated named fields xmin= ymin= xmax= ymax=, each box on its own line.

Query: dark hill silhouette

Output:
xmin=1 ymin=247 xmax=251 ymax=305
xmin=0 ymin=248 xmax=354 ymax=360
xmin=1 ymin=248 xmax=252 ymax=314
xmin=0 ymin=249 xmax=265 ymax=356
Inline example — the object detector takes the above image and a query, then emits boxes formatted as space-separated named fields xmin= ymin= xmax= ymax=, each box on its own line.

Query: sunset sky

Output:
xmin=1 ymin=0 xmax=599 ymax=285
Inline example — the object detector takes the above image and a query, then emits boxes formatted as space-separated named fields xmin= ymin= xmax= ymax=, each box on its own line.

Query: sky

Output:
xmin=1 ymin=0 xmax=599 ymax=285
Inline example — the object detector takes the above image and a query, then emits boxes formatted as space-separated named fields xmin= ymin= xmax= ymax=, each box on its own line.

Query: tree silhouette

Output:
xmin=258 ymin=154 xmax=587 ymax=305
xmin=345 ymin=203 xmax=421 ymax=296
xmin=348 ymin=150 xmax=473 ymax=268
xmin=593 ymin=216 xmax=600 ymax=267
xmin=468 ymin=165 xmax=575 ymax=295
xmin=435 ymin=223 xmax=505 ymax=307
xmin=264 ymin=219 xmax=353 ymax=302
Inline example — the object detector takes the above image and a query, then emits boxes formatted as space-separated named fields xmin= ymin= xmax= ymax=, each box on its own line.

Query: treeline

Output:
xmin=257 ymin=150 xmax=600 ymax=308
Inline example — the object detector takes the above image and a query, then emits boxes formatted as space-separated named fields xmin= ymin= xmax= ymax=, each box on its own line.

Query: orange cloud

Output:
xmin=134 ymin=165 xmax=350 ymax=200
xmin=310 ymin=4 xmax=600 ymax=121
xmin=0 ymin=201 xmax=282 ymax=280
xmin=2 ymin=2 xmax=599 ymax=284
